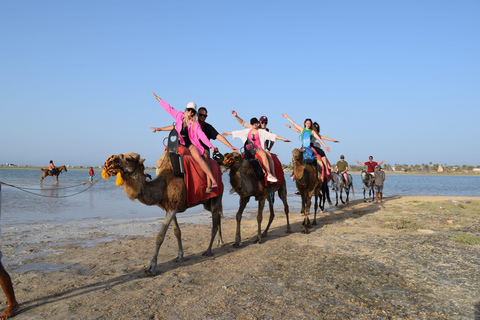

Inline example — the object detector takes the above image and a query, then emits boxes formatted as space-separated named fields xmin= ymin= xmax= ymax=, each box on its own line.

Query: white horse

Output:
xmin=361 ymin=170 xmax=375 ymax=202
xmin=331 ymin=172 xmax=354 ymax=206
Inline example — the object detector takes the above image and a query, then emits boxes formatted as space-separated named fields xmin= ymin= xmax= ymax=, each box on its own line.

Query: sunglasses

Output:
xmin=251 ymin=133 xmax=256 ymax=141
xmin=186 ymin=108 xmax=196 ymax=115
xmin=260 ymin=121 xmax=267 ymax=125
xmin=198 ymin=113 xmax=208 ymax=118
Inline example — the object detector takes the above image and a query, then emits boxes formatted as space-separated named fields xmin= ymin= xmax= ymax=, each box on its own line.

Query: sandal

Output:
xmin=211 ymin=183 xmax=218 ymax=188
xmin=206 ymin=187 xmax=213 ymax=194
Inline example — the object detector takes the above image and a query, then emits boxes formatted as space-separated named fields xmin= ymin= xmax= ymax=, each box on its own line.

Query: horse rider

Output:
xmin=355 ymin=156 xmax=385 ymax=177
xmin=335 ymin=155 xmax=349 ymax=186
xmin=49 ymin=160 xmax=57 ymax=175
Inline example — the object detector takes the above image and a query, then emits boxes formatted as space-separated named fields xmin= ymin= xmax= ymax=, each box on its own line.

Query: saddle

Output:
xmin=161 ymin=128 xmax=222 ymax=207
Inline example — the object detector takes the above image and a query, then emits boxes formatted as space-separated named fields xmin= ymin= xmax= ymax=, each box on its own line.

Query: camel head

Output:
xmin=102 ymin=152 xmax=148 ymax=200
xmin=292 ymin=148 xmax=305 ymax=164
xmin=222 ymin=152 xmax=243 ymax=168
xmin=292 ymin=148 xmax=306 ymax=180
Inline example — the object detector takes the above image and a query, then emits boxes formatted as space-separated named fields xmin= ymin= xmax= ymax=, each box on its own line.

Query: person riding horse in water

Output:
xmin=49 ymin=160 xmax=57 ymax=175
xmin=335 ymin=155 xmax=350 ymax=186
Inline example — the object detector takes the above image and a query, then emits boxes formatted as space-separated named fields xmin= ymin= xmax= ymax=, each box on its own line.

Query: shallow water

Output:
xmin=1 ymin=168 xmax=479 ymax=270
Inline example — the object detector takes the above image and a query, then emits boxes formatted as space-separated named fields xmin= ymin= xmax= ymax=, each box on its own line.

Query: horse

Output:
xmin=331 ymin=171 xmax=354 ymax=206
xmin=40 ymin=165 xmax=68 ymax=184
xmin=361 ymin=169 xmax=375 ymax=202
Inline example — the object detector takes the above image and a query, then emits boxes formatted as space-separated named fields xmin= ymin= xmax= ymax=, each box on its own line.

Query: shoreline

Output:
xmin=2 ymin=195 xmax=480 ymax=319
xmin=2 ymin=166 xmax=479 ymax=176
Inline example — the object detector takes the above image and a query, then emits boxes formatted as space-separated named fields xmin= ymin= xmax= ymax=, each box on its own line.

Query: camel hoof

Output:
xmin=312 ymin=220 xmax=317 ymax=226
xmin=301 ymin=228 xmax=310 ymax=234
xmin=233 ymin=243 xmax=240 ymax=248
xmin=174 ymin=256 xmax=185 ymax=262
xmin=261 ymin=231 xmax=268 ymax=238
xmin=145 ymin=268 xmax=157 ymax=276
xmin=286 ymin=227 xmax=292 ymax=234
xmin=202 ymin=251 xmax=213 ymax=257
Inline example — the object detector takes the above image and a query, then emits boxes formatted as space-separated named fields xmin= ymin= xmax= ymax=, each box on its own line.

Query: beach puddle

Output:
xmin=12 ymin=261 xmax=70 ymax=273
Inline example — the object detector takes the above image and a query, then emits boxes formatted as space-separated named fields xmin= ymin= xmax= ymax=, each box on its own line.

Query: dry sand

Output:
xmin=2 ymin=196 xmax=480 ymax=319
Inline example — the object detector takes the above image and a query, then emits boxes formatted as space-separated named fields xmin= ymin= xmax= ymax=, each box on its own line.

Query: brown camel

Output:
xmin=102 ymin=152 xmax=223 ymax=276
xmin=223 ymin=152 xmax=290 ymax=247
xmin=292 ymin=148 xmax=321 ymax=234
xmin=40 ymin=165 xmax=67 ymax=184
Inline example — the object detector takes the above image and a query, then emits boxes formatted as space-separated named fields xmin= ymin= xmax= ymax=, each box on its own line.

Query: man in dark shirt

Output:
xmin=198 ymin=107 xmax=238 ymax=163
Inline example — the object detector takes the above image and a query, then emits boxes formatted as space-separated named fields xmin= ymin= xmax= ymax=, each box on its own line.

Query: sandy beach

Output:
xmin=2 ymin=195 xmax=480 ymax=319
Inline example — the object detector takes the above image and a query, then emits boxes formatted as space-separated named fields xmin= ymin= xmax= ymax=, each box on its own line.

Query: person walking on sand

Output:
xmin=151 ymin=91 xmax=218 ymax=193
xmin=370 ymin=165 xmax=385 ymax=202
xmin=355 ymin=156 xmax=385 ymax=175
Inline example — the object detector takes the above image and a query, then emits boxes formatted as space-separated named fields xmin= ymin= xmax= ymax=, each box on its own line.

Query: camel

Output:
xmin=331 ymin=172 xmax=354 ymax=206
xmin=361 ymin=169 xmax=375 ymax=202
xmin=102 ymin=152 xmax=223 ymax=276
xmin=223 ymin=152 xmax=290 ymax=247
xmin=292 ymin=148 xmax=322 ymax=233
xmin=40 ymin=165 xmax=67 ymax=184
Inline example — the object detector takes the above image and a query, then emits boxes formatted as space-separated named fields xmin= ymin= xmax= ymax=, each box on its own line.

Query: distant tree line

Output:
xmin=283 ymin=162 xmax=480 ymax=174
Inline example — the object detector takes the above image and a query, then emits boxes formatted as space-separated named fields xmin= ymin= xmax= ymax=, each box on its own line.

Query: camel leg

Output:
xmin=278 ymin=180 xmax=291 ymax=233
xmin=234 ymin=197 xmax=250 ymax=248
xmin=255 ymin=198 xmax=266 ymax=243
xmin=146 ymin=210 xmax=177 ymax=276
xmin=261 ymin=195 xmax=274 ymax=239
xmin=302 ymin=193 xmax=312 ymax=234
xmin=204 ymin=203 xmax=222 ymax=256
xmin=313 ymin=191 xmax=318 ymax=226
xmin=171 ymin=216 xmax=185 ymax=262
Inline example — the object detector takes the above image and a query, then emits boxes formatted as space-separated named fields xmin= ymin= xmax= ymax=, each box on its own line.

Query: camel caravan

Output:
xmin=100 ymin=92 xmax=359 ymax=275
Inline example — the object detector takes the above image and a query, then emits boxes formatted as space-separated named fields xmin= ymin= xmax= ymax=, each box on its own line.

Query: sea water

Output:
xmin=1 ymin=168 xmax=479 ymax=269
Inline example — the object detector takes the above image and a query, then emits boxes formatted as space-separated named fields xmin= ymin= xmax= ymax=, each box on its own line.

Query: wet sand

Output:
xmin=2 ymin=196 xmax=480 ymax=319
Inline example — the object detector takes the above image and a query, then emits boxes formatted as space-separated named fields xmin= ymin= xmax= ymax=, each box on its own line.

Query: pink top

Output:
xmin=158 ymin=100 xmax=213 ymax=154
xmin=248 ymin=130 xmax=262 ymax=149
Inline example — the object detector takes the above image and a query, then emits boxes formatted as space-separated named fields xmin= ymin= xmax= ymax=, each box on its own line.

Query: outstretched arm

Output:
xmin=151 ymin=125 xmax=174 ymax=133
xmin=282 ymin=113 xmax=303 ymax=132
xmin=216 ymin=134 xmax=239 ymax=152
xmin=379 ymin=160 xmax=386 ymax=165
xmin=152 ymin=91 xmax=161 ymax=101
xmin=320 ymin=135 xmax=340 ymax=143
xmin=312 ymin=131 xmax=330 ymax=152
xmin=231 ymin=110 xmax=251 ymax=128
xmin=275 ymin=134 xmax=291 ymax=142
xmin=222 ymin=131 xmax=232 ymax=136
xmin=355 ymin=159 xmax=366 ymax=165
xmin=285 ymin=123 xmax=301 ymax=133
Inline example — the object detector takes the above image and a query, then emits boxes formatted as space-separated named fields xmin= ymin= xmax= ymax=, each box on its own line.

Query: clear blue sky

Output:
xmin=1 ymin=1 xmax=479 ymax=168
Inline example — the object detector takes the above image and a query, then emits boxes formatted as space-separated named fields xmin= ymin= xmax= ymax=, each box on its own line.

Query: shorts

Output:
xmin=375 ymin=185 xmax=383 ymax=193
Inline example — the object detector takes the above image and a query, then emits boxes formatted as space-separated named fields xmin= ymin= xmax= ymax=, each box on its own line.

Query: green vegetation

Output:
xmin=452 ymin=234 xmax=480 ymax=245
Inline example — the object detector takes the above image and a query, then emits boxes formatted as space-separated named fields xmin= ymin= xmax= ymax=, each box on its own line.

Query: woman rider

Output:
xmin=282 ymin=114 xmax=339 ymax=181
xmin=223 ymin=118 xmax=289 ymax=183
xmin=152 ymin=92 xmax=218 ymax=193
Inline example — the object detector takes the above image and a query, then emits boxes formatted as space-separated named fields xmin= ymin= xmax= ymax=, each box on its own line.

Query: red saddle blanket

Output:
xmin=177 ymin=145 xmax=223 ymax=207
xmin=251 ymin=153 xmax=284 ymax=186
